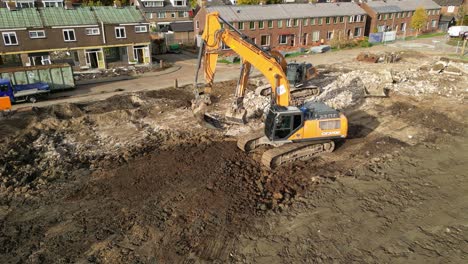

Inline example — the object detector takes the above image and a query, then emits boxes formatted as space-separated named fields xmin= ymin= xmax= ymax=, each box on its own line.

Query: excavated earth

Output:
xmin=1 ymin=56 xmax=468 ymax=263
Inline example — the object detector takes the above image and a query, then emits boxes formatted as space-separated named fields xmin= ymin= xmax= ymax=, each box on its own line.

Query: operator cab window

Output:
xmin=274 ymin=113 xmax=302 ymax=140
xmin=0 ymin=84 xmax=9 ymax=92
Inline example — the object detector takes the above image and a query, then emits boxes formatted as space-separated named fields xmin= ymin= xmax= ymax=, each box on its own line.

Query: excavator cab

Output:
xmin=286 ymin=62 xmax=315 ymax=86
xmin=265 ymin=106 xmax=303 ymax=141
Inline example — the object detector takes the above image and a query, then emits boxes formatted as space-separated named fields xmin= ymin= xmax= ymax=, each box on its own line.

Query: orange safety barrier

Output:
xmin=0 ymin=96 xmax=12 ymax=111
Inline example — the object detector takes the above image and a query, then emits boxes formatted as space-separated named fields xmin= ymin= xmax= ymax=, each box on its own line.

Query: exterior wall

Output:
xmin=361 ymin=3 xmax=441 ymax=35
xmin=144 ymin=10 xmax=191 ymax=24
xmin=194 ymin=9 xmax=367 ymax=49
xmin=439 ymin=5 xmax=460 ymax=16
xmin=103 ymin=24 xmax=150 ymax=45
xmin=1 ymin=25 xmax=150 ymax=54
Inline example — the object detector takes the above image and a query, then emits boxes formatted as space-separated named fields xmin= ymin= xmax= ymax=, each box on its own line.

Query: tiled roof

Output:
xmin=0 ymin=8 xmax=43 ymax=29
xmin=41 ymin=7 xmax=97 ymax=26
xmin=93 ymin=6 xmax=146 ymax=24
xmin=206 ymin=3 xmax=366 ymax=22
xmin=432 ymin=0 xmax=463 ymax=6
xmin=169 ymin=21 xmax=193 ymax=31
xmin=366 ymin=0 xmax=441 ymax=13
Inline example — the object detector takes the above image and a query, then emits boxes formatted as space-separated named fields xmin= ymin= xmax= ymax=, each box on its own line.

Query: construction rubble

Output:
xmin=0 ymin=52 xmax=467 ymax=264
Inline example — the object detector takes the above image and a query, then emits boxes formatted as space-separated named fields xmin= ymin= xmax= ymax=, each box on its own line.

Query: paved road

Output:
xmin=12 ymin=36 xmax=457 ymax=109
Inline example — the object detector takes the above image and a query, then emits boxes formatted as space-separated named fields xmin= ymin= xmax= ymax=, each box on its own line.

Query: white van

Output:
xmin=447 ymin=26 xmax=468 ymax=37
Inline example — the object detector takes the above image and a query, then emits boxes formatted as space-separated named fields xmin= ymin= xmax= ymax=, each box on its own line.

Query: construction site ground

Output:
xmin=1 ymin=38 xmax=468 ymax=263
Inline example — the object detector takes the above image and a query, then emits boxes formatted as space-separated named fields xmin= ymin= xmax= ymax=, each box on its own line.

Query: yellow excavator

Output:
xmin=193 ymin=12 xmax=348 ymax=168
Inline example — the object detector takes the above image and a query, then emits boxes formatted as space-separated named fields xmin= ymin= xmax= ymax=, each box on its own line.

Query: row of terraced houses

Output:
xmin=1 ymin=0 xmax=466 ymax=69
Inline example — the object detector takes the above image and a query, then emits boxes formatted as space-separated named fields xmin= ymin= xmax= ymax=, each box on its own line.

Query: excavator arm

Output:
xmin=194 ymin=12 xmax=292 ymax=110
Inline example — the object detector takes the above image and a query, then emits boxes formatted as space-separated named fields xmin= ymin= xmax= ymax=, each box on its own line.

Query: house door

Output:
xmin=303 ymin=33 xmax=308 ymax=45
xmin=133 ymin=46 xmax=150 ymax=64
xmin=86 ymin=50 xmax=99 ymax=68
xmin=86 ymin=49 xmax=105 ymax=69
xmin=290 ymin=35 xmax=295 ymax=46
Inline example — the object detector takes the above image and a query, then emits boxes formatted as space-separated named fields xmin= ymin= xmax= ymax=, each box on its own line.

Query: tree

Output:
xmin=411 ymin=7 xmax=428 ymax=35
xmin=189 ymin=0 xmax=197 ymax=8
xmin=237 ymin=0 xmax=259 ymax=5
xmin=266 ymin=0 xmax=282 ymax=4
xmin=456 ymin=6 xmax=465 ymax=26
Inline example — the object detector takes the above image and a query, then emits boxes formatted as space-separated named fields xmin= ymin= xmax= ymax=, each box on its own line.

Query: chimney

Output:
xmin=114 ymin=0 xmax=123 ymax=8
xmin=64 ymin=0 xmax=74 ymax=9
xmin=6 ymin=1 xmax=17 ymax=11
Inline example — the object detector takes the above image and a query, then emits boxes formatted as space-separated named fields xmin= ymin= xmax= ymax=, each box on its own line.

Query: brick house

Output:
xmin=193 ymin=3 xmax=368 ymax=49
xmin=132 ymin=0 xmax=191 ymax=30
xmin=433 ymin=0 xmax=463 ymax=16
xmin=359 ymin=0 xmax=441 ymax=36
xmin=0 ymin=4 xmax=151 ymax=69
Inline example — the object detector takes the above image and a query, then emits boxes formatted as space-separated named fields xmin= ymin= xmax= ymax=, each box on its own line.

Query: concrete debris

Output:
xmin=357 ymin=52 xmax=400 ymax=63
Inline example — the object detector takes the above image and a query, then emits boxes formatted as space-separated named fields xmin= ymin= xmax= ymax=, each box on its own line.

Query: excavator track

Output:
xmin=237 ymin=131 xmax=266 ymax=152
xmin=261 ymin=140 xmax=335 ymax=169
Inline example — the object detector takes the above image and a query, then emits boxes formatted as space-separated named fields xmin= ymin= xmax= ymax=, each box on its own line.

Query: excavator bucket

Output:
xmin=191 ymin=94 xmax=223 ymax=130
xmin=225 ymin=108 xmax=247 ymax=124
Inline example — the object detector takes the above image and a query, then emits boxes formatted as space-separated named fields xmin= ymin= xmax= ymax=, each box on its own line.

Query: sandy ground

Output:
xmin=1 ymin=44 xmax=467 ymax=263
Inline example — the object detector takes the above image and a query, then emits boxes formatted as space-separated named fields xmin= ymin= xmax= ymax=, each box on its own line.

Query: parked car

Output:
xmin=447 ymin=26 xmax=468 ymax=37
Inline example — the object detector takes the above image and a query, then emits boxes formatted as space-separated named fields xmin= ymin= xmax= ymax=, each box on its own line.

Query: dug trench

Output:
xmin=0 ymin=79 xmax=467 ymax=263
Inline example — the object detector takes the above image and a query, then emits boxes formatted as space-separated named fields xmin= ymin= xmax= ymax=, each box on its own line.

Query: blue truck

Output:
xmin=0 ymin=78 xmax=50 ymax=103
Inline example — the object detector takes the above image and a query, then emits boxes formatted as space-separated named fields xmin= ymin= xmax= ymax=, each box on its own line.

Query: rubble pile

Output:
xmin=242 ymin=91 xmax=270 ymax=118
xmin=73 ymin=65 xmax=166 ymax=81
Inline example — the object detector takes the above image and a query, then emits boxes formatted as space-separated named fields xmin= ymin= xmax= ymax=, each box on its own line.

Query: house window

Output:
xmin=447 ymin=6 xmax=455 ymax=13
xmin=268 ymin=20 xmax=273 ymax=28
xmin=221 ymin=42 xmax=230 ymax=50
xmin=339 ymin=16 xmax=344 ymax=23
xmin=384 ymin=14 xmax=388 ymax=20
xmin=326 ymin=17 xmax=330 ymax=24
xmin=303 ymin=18 xmax=308 ymax=26
xmin=249 ymin=21 xmax=255 ymax=30
xmin=196 ymin=20 xmax=199 ymax=29
xmin=312 ymin=31 xmax=320 ymax=41
xmin=143 ymin=1 xmax=163 ymax=7
xmin=293 ymin=19 xmax=299 ymax=27
xmin=327 ymin=31 xmax=333 ymax=40
xmin=396 ymin=12 xmax=400 ymax=18
xmin=431 ymin=20 xmax=437 ymax=28
xmin=62 ymin=29 xmax=76 ymax=42
xmin=355 ymin=15 xmax=360 ymax=22
xmin=173 ymin=0 xmax=185 ymax=6
xmin=277 ymin=20 xmax=283 ymax=28
xmin=2 ymin=32 xmax=18 ymax=46
xmin=401 ymin=23 xmax=406 ymax=31
xmin=238 ymin=22 xmax=244 ymax=30
xmin=115 ymin=27 xmax=126 ymax=39
xmin=286 ymin=19 xmax=292 ymax=27
xmin=258 ymin=21 xmax=264 ymax=29
xmin=279 ymin=35 xmax=287 ymax=44
xmin=389 ymin=13 xmax=393 ymax=19
xmin=350 ymin=15 xmax=355 ymax=22
xmin=318 ymin=18 xmax=323 ymax=25
xmin=377 ymin=25 xmax=386 ymax=32
xmin=29 ymin=30 xmax=46 ymax=39
xmin=361 ymin=15 xmax=366 ymax=22
xmin=157 ymin=12 xmax=166 ymax=18
xmin=85 ymin=28 xmax=100 ymax=35
xmin=311 ymin=18 xmax=315 ymax=25
xmin=333 ymin=17 xmax=338 ymax=24
xmin=43 ymin=0 xmax=63 ymax=7
xmin=135 ymin=25 xmax=147 ymax=33
xmin=171 ymin=13 xmax=176 ymax=18
xmin=260 ymin=35 xmax=270 ymax=46
xmin=378 ymin=14 xmax=382 ymax=20
xmin=16 ymin=1 xmax=34 ymax=8
xmin=354 ymin=27 xmax=362 ymax=37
